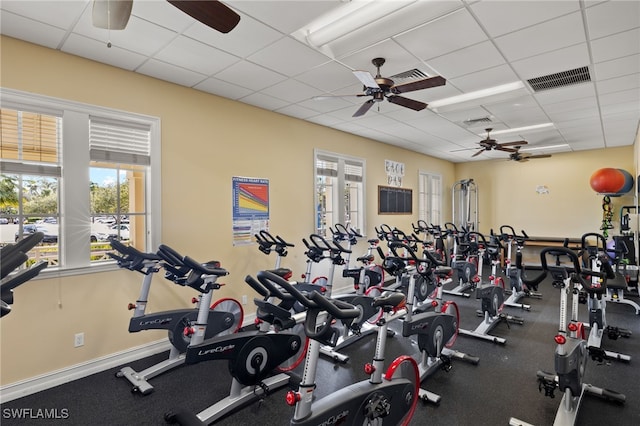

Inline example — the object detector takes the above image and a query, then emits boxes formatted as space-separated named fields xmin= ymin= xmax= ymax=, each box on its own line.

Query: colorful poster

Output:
xmin=232 ymin=177 xmax=269 ymax=245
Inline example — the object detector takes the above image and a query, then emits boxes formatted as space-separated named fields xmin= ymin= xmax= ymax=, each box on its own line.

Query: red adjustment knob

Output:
xmin=431 ymin=300 xmax=438 ymax=308
xmin=364 ymin=363 xmax=376 ymax=375
xmin=191 ymin=297 xmax=198 ymax=304
xmin=567 ymin=323 xmax=578 ymax=332
xmin=354 ymin=285 xmax=360 ymax=290
xmin=320 ymin=287 xmax=327 ymax=294
xmin=285 ymin=391 xmax=300 ymax=406
xmin=505 ymin=259 xmax=511 ymax=265
xmin=554 ymin=334 xmax=566 ymax=345
xmin=183 ymin=327 xmax=195 ymax=337
xmin=472 ymin=276 xmax=481 ymax=283
xmin=301 ymin=274 xmax=307 ymax=280
xmin=127 ymin=303 xmax=136 ymax=310
xmin=254 ymin=318 xmax=262 ymax=325
xmin=489 ymin=275 xmax=495 ymax=281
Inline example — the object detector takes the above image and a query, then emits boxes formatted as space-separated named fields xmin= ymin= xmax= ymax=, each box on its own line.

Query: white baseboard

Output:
xmin=1 ymin=313 xmax=258 ymax=404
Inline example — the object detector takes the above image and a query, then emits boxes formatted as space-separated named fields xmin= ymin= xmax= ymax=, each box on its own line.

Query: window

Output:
xmin=418 ymin=171 xmax=442 ymax=226
xmin=315 ymin=150 xmax=365 ymax=236
xmin=0 ymin=88 xmax=160 ymax=273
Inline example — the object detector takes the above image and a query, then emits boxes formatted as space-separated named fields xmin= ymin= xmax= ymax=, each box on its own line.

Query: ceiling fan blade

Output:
xmin=472 ymin=149 xmax=485 ymax=157
xmin=168 ymin=1 xmax=240 ymax=33
xmin=353 ymin=70 xmax=379 ymax=89
xmin=313 ymin=94 xmax=367 ymax=101
xmin=496 ymin=146 xmax=519 ymax=153
xmin=92 ymin=0 xmax=133 ymax=30
xmin=391 ymin=75 xmax=446 ymax=94
xmin=528 ymin=154 xmax=552 ymax=159
xmin=499 ymin=141 xmax=528 ymax=147
xmin=353 ymin=100 xmax=375 ymax=117
xmin=387 ymin=96 xmax=427 ymax=111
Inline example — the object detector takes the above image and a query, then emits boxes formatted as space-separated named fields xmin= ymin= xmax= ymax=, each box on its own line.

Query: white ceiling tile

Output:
xmin=294 ymin=61 xmax=358 ymax=93
xmin=77 ymin=15 xmax=178 ymax=57
xmin=238 ymin=92 xmax=289 ymax=111
xmin=153 ymin=36 xmax=239 ymax=76
xmin=227 ymin=0 xmax=340 ymax=35
xmin=511 ymin=43 xmax=590 ymax=81
xmin=425 ymin=41 xmax=506 ymax=79
xmin=306 ymin=114 xmax=345 ymax=127
xmin=338 ymin=40 xmax=425 ymax=77
xmin=325 ymin=0 xmax=466 ymax=59
xmin=61 ymin=33 xmax=147 ymax=71
xmin=246 ymin=37 xmax=330 ymax=77
xmin=495 ymin=12 xmax=586 ymax=62
xmin=448 ymin=64 xmax=519 ymax=92
xmin=594 ymin=54 xmax=640 ymax=80
xmin=547 ymin=106 xmax=600 ymax=123
xmin=213 ymin=61 xmax=287 ymax=92
xmin=137 ymin=59 xmax=207 ymax=87
xmin=194 ymin=77 xmax=254 ymax=100
xmin=394 ymin=8 xmax=488 ymax=61
xmin=534 ymin=82 xmax=597 ymax=105
xmin=0 ymin=11 xmax=67 ymax=49
xmin=586 ymin=0 xmax=640 ymax=40
xmin=1 ymin=0 xmax=87 ymax=29
xmin=470 ymin=0 xmax=579 ymax=38
xmin=599 ymin=88 xmax=640 ymax=106
xmin=275 ymin=104 xmax=319 ymax=119
xmin=260 ymin=79 xmax=322 ymax=104
xmin=132 ymin=0 xmax=194 ymax=33
xmin=591 ymin=28 xmax=640 ymax=64
xmin=184 ymin=14 xmax=283 ymax=59
xmin=597 ymin=73 xmax=640 ymax=95
xmin=298 ymin=97 xmax=354 ymax=114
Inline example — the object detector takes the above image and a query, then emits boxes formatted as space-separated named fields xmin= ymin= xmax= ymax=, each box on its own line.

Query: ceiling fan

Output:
xmin=92 ymin=0 xmax=240 ymax=34
xmin=509 ymin=147 xmax=552 ymax=162
xmin=316 ymin=58 xmax=446 ymax=117
xmin=472 ymin=128 xmax=527 ymax=157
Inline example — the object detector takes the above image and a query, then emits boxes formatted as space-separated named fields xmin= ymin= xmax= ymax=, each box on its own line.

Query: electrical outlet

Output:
xmin=74 ymin=332 xmax=84 ymax=348
xmin=241 ymin=295 xmax=248 ymax=305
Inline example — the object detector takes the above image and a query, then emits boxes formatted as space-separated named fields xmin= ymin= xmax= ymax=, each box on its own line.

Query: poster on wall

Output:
xmin=232 ymin=176 xmax=269 ymax=246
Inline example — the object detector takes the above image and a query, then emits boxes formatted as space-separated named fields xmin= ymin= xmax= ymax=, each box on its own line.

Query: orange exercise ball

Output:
xmin=589 ymin=168 xmax=625 ymax=194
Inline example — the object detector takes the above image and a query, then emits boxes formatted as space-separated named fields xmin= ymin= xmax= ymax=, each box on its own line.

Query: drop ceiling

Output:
xmin=1 ymin=0 xmax=639 ymax=162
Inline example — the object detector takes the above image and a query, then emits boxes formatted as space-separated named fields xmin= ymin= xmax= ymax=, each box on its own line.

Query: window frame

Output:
xmin=418 ymin=170 xmax=442 ymax=226
xmin=0 ymin=88 xmax=161 ymax=276
xmin=314 ymin=149 xmax=366 ymax=236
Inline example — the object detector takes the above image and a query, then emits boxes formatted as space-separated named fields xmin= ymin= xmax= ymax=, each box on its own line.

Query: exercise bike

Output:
xmin=386 ymin=240 xmax=480 ymax=404
xmin=109 ymin=240 xmax=243 ymax=395
xmin=164 ymin=267 xmax=304 ymax=425
xmin=509 ymin=246 xmax=626 ymax=426
xmin=578 ymin=232 xmax=632 ymax=363
xmin=1 ymin=232 xmax=48 ymax=318
xmin=500 ymin=225 xmax=542 ymax=311
xmin=458 ymin=232 xmax=526 ymax=345
xmin=256 ymin=270 xmax=421 ymax=425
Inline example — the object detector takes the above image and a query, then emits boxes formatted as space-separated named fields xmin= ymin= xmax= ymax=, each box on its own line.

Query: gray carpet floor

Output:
xmin=2 ymin=272 xmax=640 ymax=426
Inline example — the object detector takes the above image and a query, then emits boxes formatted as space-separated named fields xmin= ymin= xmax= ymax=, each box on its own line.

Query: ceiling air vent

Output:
xmin=389 ymin=68 xmax=428 ymax=83
xmin=463 ymin=117 xmax=492 ymax=127
xmin=527 ymin=66 xmax=591 ymax=92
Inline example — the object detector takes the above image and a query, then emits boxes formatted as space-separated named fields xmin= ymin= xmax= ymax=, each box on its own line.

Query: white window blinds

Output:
xmin=89 ymin=117 xmax=151 ymax=166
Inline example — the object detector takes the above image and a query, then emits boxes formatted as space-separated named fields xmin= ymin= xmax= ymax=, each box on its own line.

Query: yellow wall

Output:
xmin=455 ymin=147 xmax=635 ymax=237
xmin=0 ymin=36 xmax=636 ymax=386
